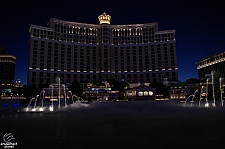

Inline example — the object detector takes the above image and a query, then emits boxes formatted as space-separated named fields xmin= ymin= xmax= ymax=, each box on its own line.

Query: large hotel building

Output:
xmin=28 ymin=12 xmax=178 ymax=87
xmin=197 ymin=51 xmax=225 ymax=80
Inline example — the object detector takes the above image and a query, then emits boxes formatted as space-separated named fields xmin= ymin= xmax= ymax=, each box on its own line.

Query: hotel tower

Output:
xmin=0 ymin=46 xmax=16 ymax=89
xmin=28 ymin=12 xmax=178 ymax=87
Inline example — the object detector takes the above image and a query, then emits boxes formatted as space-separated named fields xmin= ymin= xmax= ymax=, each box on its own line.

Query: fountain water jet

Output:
xmin=211 ymin=71 xmax=216 ymax=107
xmin=26 ymin=95 xmax=39 ymax=111
xmin=50 ymin=84 xmax=54 ymax=111
xmin=183 ymin=71 xmax=225 ymax=108
xmin=183 ymin=90 xmax=198 ymax=107
xmin=68 ymin=91 xmax=75 ymax=104
xmin=26 ymin=90 xmax=46 ymax=112
xmin=72 ymin=95 xmax=84 ymax=102
xmin=219 ymin=77 xmax=224 ymax=106
xmin=26 ymin=77 xmax=75 ymax=112
xmin=199 ymin=86 xmax=208 ymax=107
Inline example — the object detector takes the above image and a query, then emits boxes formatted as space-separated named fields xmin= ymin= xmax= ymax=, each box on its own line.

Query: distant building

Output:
xmin=14 ymin=78 xmax=23 ymax=87
xmin=0 ymin=46 xmax=16 ymax=89
xmin=28 ymin=12 xmax=178 ymax=87
xmin=170 ymin=86 xmax=189 ymax=100
xmin=125 ymin=85 xmax=156 ymax=100
xmin=197 ymin=51 xmax=225 ymax=80
xmin=170 ymin=82 xmax=198 ymax=100
xmin=86 ymin=87 xmax=119 ymax=101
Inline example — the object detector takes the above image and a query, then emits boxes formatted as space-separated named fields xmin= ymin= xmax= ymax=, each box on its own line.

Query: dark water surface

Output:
xmin=1 ymin=100 xmax=225 ymax=149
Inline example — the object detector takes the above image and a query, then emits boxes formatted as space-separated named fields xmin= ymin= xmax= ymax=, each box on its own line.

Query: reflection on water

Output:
xmin=1 ymin=100 xmax=225 ymax=148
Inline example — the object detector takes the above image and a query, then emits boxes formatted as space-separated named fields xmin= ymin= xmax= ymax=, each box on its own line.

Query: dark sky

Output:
xmin=1 ymin=0 xmax=225 ymax=84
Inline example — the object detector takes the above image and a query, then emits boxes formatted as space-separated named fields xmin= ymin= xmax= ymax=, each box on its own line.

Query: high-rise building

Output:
xmin=197 ymin=51 xmax=225 ymax=80
xmin=0 ymin=45 xmax=16 ymax=89
xmin=28 ymin=12 xmax=178 ymax=87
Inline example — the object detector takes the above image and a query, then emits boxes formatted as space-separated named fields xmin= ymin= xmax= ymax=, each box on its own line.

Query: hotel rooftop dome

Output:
xmin=98 ymin=12 xmax=111 ymax=24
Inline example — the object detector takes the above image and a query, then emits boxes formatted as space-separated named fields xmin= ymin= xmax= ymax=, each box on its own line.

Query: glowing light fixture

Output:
xmin=149 ymin=91 xmax=153 ymax=96
xmin=98 ymin=12 xmax=111 ymax=24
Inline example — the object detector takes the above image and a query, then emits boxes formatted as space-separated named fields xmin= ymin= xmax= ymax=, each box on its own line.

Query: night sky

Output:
xmin=1 ymin=0 xmax=225 ymax=84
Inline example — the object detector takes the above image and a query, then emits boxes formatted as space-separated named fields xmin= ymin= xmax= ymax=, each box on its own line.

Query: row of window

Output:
xmin=31 ymin=60 xmax=176 ymax=69
xmin=32 ymin=41 xmax=175 ymax=52
xmin=31 ymin=42 xmax=176 ymax=69
xmin=30 ymin=72 xmax=177 ymax=83
xmin=31 ymin=34 xmax=174 ymax=44
xmin=31 ymin=26 xmax=175 ymax=44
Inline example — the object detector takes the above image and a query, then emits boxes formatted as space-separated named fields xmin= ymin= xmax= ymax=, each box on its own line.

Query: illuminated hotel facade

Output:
xmin=0 ymin=46 xmax=16 ymax=89
xmin=28 ymin=12 xmax=178 ymax=87
xmin=197 ymin=51 xmax=225 ymax=80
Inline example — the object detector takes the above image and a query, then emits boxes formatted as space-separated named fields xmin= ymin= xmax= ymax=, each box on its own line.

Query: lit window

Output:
xmin=144 ymin=91 xmax=148 ymax=96
xmin=138 ymin=91 xmax=143 ymax=96
xmin=149 ymin=91 xmax=153 ymax=96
